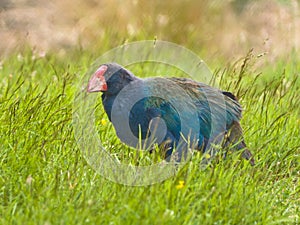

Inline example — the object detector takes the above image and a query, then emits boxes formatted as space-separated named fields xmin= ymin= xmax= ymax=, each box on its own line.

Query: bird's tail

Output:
xmin=225 ymin=121 xmax=255 ymax=166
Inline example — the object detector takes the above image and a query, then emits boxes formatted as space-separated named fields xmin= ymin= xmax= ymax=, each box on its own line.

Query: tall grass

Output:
xmin=0 ymin=47 xmax=299 ymax=224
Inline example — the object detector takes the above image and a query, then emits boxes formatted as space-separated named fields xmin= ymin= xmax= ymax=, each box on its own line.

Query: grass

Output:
xmin=0 ymin=47 xmax=299 ymax=225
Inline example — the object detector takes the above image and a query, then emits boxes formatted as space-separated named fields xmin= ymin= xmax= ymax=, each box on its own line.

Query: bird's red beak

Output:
xmin=87 ymin=65 xmax=108 ymax=92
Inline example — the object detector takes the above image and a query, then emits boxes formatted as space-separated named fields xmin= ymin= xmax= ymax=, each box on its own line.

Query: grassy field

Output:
xmin=0 ymin=44 xmax=299 ymax=225
xmin=1 ymin=2 xmax=299 ymax=224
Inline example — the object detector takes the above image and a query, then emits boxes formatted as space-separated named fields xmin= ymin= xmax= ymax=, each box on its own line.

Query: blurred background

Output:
xmin=0 ymin=0 xmax=299 ymax=65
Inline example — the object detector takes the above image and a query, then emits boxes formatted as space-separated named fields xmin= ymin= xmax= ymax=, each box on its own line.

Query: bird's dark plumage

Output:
xmin=87 ymin=63 xmax=254 ymax=165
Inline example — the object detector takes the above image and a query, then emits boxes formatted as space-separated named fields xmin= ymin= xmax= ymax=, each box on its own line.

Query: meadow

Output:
xmin=0 ymin=0 xmax=300 ymax=224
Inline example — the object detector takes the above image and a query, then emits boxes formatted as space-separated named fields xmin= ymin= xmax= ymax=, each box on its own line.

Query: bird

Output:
xmin=87 ymin=62 xmax=254 ymax=165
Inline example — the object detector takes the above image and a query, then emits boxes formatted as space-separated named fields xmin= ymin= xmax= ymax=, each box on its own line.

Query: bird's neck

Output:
xmin=102 ymin=77 xmax=144 ymax=121
xmin=101 ymin=93 xmax=116 ymax=121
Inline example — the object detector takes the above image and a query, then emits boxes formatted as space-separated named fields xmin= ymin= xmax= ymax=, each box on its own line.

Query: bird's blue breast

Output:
xmin=129 ymin=96 xmax=182 ymax=141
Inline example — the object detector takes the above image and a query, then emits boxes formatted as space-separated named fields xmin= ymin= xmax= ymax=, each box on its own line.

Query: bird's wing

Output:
xmin=167 ymin=78 xmax=242 ymax=137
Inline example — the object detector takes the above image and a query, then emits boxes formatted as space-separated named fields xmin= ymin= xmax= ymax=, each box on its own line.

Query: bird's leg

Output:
xmin=158 ymin=138 xmax=174 ymax=159
xmin=148 ymin=131 xmax=175 ymax=160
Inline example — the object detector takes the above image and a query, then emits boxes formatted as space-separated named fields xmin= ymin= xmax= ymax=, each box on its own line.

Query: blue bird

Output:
xmin=87 ymin=63 xmax=254 ymax=165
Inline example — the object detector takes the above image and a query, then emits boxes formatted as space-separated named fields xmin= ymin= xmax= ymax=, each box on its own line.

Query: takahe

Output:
xmin=87 ymin=63 xmax=254 ymax=165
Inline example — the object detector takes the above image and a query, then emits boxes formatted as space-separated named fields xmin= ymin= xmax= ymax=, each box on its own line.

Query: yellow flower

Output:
xmin=101 ymin=118 xmax=107 ymax=126
xmin=205 ymin=153 xmax=211 ymax=159
xmin=176 ymin=180 xmax=185 ymax=189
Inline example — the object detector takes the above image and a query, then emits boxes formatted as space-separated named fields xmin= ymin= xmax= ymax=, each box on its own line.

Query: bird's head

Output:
xmin=87 ymin=63 xmax=137 ymax=95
